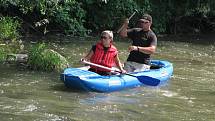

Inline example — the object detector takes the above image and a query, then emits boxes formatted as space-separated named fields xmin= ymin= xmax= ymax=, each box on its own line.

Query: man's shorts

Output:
xmin=124 ymin=61 xmax=150 ymax=73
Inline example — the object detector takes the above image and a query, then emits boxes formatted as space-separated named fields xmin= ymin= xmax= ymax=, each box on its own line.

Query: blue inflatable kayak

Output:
xmin=60 ymin=60 xmax=173 ymax=92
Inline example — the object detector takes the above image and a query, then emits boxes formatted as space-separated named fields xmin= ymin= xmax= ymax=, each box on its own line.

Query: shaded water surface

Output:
xmin=0 ymin=39 xmax=215 ymax=121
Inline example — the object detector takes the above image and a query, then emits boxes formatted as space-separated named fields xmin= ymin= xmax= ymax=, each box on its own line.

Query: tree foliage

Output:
xmin=0 ymin=0 xmax=215 ymax=36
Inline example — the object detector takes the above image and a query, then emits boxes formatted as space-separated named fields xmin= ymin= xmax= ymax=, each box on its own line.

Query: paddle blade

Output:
xmin=136 ymin=76 xmax=160 ymax=86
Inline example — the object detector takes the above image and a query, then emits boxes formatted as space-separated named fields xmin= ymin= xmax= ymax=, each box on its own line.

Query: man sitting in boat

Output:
xmin=82 ymin=30 xmax=126 ymax=75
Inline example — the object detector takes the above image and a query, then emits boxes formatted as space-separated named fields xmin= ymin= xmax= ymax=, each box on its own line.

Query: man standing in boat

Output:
xmin=82 ymin=30 xmax=126 ymax=75
xmin=119 ymin=13 xmax=157 ymax=72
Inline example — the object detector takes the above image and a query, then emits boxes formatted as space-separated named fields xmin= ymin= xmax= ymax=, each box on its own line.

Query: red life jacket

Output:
xmin=90 ymin=42 xmax=118 ymax=72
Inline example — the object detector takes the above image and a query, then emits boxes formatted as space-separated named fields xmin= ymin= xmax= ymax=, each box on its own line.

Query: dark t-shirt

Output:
xmin=127 ymin=28 xmax=157 ymax=64
xmin=91 ymin=45 xmax=109 ymax=52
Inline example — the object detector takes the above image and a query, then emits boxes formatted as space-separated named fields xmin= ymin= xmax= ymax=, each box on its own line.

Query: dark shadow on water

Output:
xmin=49 ymin=83 xmax=90 ymax=94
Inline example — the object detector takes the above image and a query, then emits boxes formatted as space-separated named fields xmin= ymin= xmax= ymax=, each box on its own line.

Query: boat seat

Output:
xmin=150 ymin=64 xmax=163 ymax=69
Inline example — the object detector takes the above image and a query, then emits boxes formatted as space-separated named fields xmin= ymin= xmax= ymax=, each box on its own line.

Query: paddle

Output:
xmin=81 ymin=59 xmax=160 ymax=86
xmin=117 ymin=9 xmax=138 ymax=33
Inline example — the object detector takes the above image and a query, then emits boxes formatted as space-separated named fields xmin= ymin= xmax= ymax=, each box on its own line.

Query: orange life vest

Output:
xmin=90 ymin=42 xmax=118 ymax=72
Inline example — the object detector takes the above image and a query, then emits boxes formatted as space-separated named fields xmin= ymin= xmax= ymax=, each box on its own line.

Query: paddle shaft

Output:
xmin=81 ymin=59 xmax=120 ymax=72
xmin=82 ymin=59 xmax=139 ymax=76
xmin=81 ymin=59 xmax=143 ymax=76
xmin=117 ymin=9 xmax=138 ymax=33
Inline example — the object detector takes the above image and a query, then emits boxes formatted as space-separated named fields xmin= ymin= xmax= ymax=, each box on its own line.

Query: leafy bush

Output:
xmin=28 ymin=43 xmax=69 ymax=71
xmin=0 ymin=16 xmax=20 ymax=40
xmin=0 ymin=17 xmax=24 ymax=54
xmin=0 ymin=45 xmax=7 ymax=62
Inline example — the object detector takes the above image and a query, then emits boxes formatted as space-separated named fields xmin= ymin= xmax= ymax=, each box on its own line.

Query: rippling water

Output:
xmin=0 ymin=39 xmax=215 ymax=121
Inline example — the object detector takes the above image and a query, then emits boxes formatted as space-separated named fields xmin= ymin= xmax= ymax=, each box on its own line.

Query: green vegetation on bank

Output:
xmin=28 ymin=43 xmax=69 ymax=72
xmin=0 ymin=16 xmax=20 ymax=40
xmin=0 ymin=16 xmax=22 ymax=62
xmin=0 ymin=16 xmax=68 ymax=71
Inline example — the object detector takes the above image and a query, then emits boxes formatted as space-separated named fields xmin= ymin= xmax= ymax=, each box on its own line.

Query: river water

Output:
xmin=0 ymin=38 xmax=215 ymax=121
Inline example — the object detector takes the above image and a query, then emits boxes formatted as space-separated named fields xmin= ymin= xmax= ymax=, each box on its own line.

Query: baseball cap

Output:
xmin=102 ymin=30 xmax=113 ymax=39
xmin=141 ymin=14 xmax=152 ymax=22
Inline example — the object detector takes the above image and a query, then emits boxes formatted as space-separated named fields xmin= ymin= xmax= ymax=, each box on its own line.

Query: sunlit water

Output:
xmin=0 ymin=38 xmax=215 ymax=121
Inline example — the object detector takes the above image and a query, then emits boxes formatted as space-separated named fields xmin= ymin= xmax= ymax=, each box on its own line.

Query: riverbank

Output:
xmin=21 ymin=33 xmax=215 ymax=45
